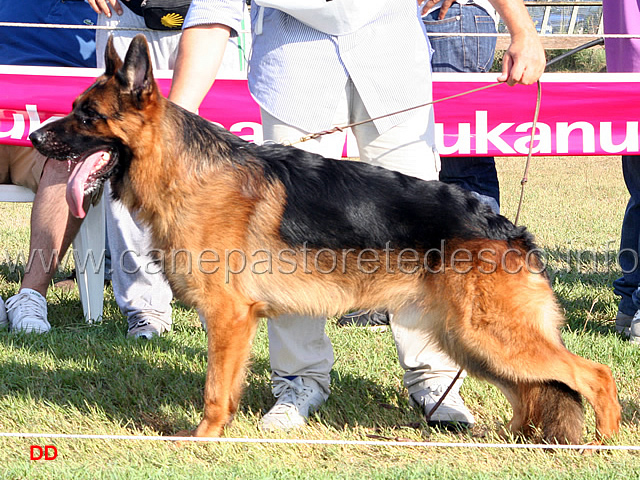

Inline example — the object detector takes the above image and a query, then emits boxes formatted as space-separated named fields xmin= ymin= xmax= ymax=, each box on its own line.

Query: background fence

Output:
xmin=497 ymin=1 xmax=603 ymax=49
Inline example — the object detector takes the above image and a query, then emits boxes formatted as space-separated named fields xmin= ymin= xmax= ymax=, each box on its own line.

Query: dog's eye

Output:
xmin=78 ymin=105 xmax=107 ymax=126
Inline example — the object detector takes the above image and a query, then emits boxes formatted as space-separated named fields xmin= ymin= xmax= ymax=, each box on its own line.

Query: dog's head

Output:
xmin=29 ymin=34 xmax=159 ymax=218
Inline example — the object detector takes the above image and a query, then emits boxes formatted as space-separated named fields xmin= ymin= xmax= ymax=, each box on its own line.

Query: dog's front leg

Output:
xmin=191 ymin=298 xmax=261 ymax=437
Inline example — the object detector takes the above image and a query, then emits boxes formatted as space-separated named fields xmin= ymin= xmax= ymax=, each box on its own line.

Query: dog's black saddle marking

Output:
xmin=251 ymin=142 xmax=534 ymax=252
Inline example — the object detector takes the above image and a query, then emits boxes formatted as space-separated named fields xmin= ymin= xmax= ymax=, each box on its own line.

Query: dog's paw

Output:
xmin=170 ymin=429 xmax=195 ymax=447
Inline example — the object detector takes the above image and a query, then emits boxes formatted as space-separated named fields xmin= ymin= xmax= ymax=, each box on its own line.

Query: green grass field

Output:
xmin=0 ymin=155 xmax=639 ymax=479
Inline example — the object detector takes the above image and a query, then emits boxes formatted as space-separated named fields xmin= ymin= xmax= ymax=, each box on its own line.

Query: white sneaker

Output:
xmin=410 ymin=383 xmax=475 ymax=430
xmin=0 ymin=297 xmax=7 ymax=329
xmin=630 ymin=310 xmax=640 ymax=345
xmin=127 ymin=315 xmax=171 ymax=339
xmin=260 ymin=376 xmax=328 ymax=431
xmin=5 ymin=289 xmax=51 ymax=333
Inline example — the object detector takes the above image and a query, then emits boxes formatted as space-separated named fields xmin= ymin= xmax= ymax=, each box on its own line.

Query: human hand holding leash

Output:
xmin=489 ymin=0 xmax=545 ymax=85
xmin=499 ymin=28 xmax=546 ymax=86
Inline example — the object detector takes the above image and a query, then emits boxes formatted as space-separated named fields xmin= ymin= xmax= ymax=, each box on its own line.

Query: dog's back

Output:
xmin=191 ymin=131 xmax=537 ymax=251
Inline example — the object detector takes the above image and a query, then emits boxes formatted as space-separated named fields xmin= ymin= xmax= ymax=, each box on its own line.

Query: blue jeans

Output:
xmin=423 ymin=3 xmax=500 ymax=212
xmin=613 ymin=155 xmax=640 ymax=316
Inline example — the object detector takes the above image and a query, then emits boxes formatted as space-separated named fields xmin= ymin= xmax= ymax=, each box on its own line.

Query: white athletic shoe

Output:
xmin=410 ymin=383 xmax=475 ymax=430
xmin=5 ymin=288 xmax=51 ymax=333
xmin=260 ymin=376 xmax=328 ymax=431
xmin=127 ymin=315 xmax=171 ymax=339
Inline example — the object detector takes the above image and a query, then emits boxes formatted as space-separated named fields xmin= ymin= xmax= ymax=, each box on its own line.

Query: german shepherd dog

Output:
xmin=30 ymin=35 xmax=621 ymax=443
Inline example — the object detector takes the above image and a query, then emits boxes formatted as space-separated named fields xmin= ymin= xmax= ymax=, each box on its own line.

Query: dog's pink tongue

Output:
xmin=66 ymin=151 xmax=110 ymax=219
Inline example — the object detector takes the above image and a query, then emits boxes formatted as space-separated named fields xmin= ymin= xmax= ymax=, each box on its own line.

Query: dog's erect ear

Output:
xmin=118 ymin=34 xmax=157 ymax=109
xmin=104 ymin=35 xmax=123 ymax=77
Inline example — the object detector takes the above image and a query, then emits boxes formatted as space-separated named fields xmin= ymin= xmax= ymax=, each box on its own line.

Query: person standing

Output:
xmin=603 ymin=0 xmax=640 ymax=345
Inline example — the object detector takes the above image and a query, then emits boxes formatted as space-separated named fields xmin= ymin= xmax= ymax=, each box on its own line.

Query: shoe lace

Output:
xmin=272 ymin=377 xmax=311 ymax=408
xmin=425 ymin=384 xmax=446 ymax=398
xmin=129 ymin=316 xmax=151 ymax=330
xmin=6 ymin=291 xmax=46 ymax=320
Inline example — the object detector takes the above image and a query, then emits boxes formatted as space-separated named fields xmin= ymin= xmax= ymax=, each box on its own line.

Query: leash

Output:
xmin=512 ymin=38 xmax=605 ymax=226
xmin=287 ymin=82 xmax=504 ymax=146
xmin=423 ymin=368 xmax=464 ymax=423
xmin=513 ymin=80 xmax=542 ymax=227
xmin=289 ymin=78 xmax=542 ymax=227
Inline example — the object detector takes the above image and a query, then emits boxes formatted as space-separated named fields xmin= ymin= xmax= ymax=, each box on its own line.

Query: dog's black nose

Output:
xmin=29 ymin=129 xmax=46 ymax=148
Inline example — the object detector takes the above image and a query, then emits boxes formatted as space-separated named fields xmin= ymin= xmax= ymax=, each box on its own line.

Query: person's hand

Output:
xmin=418 ymin=0 xmax=456 ymax=19
xmin=87 ymin=0 xmax=124 ymax=18
xmin=497 ymin=30 xmax=546 ymax=86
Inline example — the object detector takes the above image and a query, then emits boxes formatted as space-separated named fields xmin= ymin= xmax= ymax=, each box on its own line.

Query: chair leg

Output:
xmin=72 ymin=193 xmax=105 ymax=323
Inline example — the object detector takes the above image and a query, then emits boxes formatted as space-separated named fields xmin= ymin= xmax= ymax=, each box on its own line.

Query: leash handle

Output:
xmin=514 ymin=80 xmax=542 ymax=226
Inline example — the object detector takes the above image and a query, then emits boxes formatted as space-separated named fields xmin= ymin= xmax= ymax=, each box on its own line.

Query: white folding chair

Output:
xmin=0 ymin=184 xmax=105 ymax=322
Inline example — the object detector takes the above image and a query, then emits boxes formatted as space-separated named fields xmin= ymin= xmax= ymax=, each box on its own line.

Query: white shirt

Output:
xmin=185 ymin=0 xmax=433 ymax=134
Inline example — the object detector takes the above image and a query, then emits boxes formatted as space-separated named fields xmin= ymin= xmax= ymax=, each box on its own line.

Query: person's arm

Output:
xmin=418 ymin=0 xmax=545 ymax=86
xmin=168 ymin=24 xmax=232 ymax=112
xmin=86 ymin=0 xmax=123 ymax=17
xmin=488 ymin=0 xmax=545 ymax=86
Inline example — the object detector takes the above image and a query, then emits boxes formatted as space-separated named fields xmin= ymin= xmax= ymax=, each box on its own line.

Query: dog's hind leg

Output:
xmin=494 ymin=379 xmax=584 ymax=444
xmin=191 ymin=295 xmax=261 ymax=438
xmin=495 ymin=353 xmax=619 ymax=443
xmin=426 ymin=270 xmax=621 ymax=443
xmin=534 ymin=352 xmax=621 ymax=442
xmin=472 ymin=294 xmax=619 ymax=442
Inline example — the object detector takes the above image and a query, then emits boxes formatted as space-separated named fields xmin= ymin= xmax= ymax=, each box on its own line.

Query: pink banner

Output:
xmin=1 ymin=66 xmax=639 ymax=157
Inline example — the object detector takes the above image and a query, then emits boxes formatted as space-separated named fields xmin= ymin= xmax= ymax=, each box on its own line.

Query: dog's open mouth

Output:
xmin=67 ymin=149 xmax=115 ymax=219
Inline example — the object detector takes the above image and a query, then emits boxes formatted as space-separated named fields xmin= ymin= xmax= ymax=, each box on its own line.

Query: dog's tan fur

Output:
xmin=30 ymin=35 xmax=621 ymax=443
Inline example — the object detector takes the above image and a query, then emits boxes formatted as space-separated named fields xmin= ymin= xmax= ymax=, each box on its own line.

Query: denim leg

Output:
xmin=613 ymin=155 xmax=640 ymax=315
xmin=422 ymin=4 xmax=497 ymax=74
xmin=423 ymin=4 xmax=500 ymax=211
xmin=438 ymin=156 xmax=500 ymax=212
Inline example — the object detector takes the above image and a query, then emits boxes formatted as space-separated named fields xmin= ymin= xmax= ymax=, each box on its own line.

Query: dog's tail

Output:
xmin=515 ymin=380 xmax=584 ymax=444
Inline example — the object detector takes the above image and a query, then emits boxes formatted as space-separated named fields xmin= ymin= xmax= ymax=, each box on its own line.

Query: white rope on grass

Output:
xmin=1 ymin=432 xmax=639 ymax=451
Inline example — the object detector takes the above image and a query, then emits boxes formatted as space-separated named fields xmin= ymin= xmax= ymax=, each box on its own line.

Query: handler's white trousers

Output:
xmin=262 ymin=78 xmax=465 ymax=398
